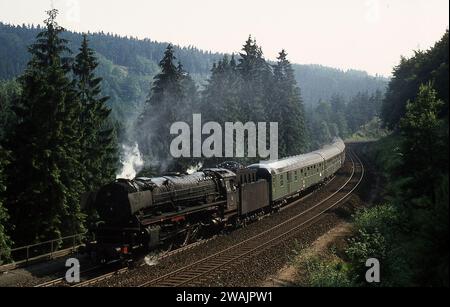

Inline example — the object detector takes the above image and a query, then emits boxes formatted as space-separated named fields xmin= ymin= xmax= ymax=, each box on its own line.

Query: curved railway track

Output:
xmin=36 ymin=149 xmax=364 ymax=288
xmin=137 ymin=149 xmax=364 ymax=287
xmin=34 ymin=236 xmax=216 ymax=287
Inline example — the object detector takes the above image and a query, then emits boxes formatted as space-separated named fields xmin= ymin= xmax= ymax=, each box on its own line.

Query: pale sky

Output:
xmin=0 ymin=0 xmax=448 ymax=76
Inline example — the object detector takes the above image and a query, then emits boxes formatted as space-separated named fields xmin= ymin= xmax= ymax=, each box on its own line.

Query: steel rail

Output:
xmin=43 ymin=150 xmax=361 ymax=288
xmin=138 ymin=150 xmax=364 ymax=287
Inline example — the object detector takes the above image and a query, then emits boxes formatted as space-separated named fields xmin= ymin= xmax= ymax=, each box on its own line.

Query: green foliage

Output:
xmin=136 ymin=45 xmax=198 ymax=172
xmin=201 ymin=55 xmax=241 ymax=124
xmin=0 ymin=23 xmax=387 ymax=126
xmin=270 ymin=50 xmax=307 ymax=156
xmin=346 ymin=117 xmax=388 ymax=142
xmin=305 ymin=83 xmax=449 ymax=288
xmin=200 ymin=39 xmax=309 ymax=164
xmin=295 ymin=65 xmax=387 ymax=109
xmin=5 ymin=10 xmax=85 ymax=245
xmin=0 ymin=145 xmax=12 ymax=263
xmin=236 ymin=36 xmax=271 ymax=123
xmin=347 ymin=82 xmax=448 ymax=286
xmin=137 ymin=38 xmax=310 ymax=171
xmin=303 ymin=257 xmax=354 ymax=287
xmin=352 ymin=205 xmax=401 ymax=238
xmin=382 ymin=30 xmax=449 ymax=129
xmin=73 ymin=34 xmax=118 ymax=191
xmin=0 ymin=79 xmax=21 ymax=141
xmin=198 ymin=55 xmax=242 ymax=166
xmin=307 ymin=90 xmax=384 ymax=149
xmin=399 ymin=83 xmax=448 ymax=202
xmin=345 ymin=205 xmax=400 ymax=285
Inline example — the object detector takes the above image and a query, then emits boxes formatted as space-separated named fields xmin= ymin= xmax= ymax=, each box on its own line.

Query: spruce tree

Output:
xmin=202 ymin=55 xmax=241 ymax=123
xmin=237 ymin=36 xmax=270 ymax=123
xmin=200 ymin=55 xmax=242 ymax=165
xmin=271 ymin=50 xmax=307 ymax=156
xmin=73 ymin=34 xmax=118 ymax=191
xmin=137 ymin=44 xmax=184 ymax=172
xmin=177 ymin=61 xmax=199 ymax=118
xmin=6 ymin=10 xmax=84 ymax=245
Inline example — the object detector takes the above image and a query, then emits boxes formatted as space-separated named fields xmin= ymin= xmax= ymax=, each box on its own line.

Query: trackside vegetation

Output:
xmin=296 ymin=31 xmax=449 ymax=287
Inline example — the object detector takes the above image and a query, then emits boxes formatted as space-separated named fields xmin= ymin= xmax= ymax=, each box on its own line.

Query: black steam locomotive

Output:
xmin=84 ymin=139 xmax=345 ymax=263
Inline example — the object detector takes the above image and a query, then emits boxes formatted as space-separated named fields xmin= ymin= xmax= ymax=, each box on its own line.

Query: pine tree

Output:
xmin=137 ymin=44 xmax=184 ymax=172
xmin=5 ymin=10 xmax=84 ymax=245
xmin=177 ymin=61 xmax=200 ymax=118
xmin=149 ymin=44 xmax=182 ymax=110
xmin=237 ymin=36 xmax=270 ymax=123
xmin=200 ymin=55 xmax=242 ymax=165
xmin=202 ymin=55 xmax=241 ymax=123
xmin=73 ymin=34 xmax=118 ymax=191
xmin=271 ymin=50 xmax=307 ymax=156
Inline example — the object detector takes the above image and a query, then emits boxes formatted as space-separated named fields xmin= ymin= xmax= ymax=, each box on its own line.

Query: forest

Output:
xmin=0 ymin=10 xmax=388 ymax=260
xmin=0 ymin=21 xmax=387 ymax=129
xmin=298 ymin=30 xmax=449 ymax=287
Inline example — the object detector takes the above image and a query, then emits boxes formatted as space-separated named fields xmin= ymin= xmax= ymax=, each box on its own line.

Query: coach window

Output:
xmin=294 ymin=171 xmax=298 ymax=182
xmin=280 ymin=174 xmax=284 ymax=187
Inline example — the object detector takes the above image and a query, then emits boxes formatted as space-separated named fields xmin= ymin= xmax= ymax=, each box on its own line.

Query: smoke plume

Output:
xmin=116 ymin=143 xmax=144 ymax=179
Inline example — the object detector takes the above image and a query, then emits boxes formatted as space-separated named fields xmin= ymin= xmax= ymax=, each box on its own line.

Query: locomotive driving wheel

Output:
xmin=182 ymin=223 xmax=201 ymax=246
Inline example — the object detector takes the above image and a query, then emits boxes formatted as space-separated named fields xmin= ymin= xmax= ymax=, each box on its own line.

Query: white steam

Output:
xmin=116 ymin=143 xmax=144 ymax=180
xmin=186 ymin=162 xmax=203 ymax=175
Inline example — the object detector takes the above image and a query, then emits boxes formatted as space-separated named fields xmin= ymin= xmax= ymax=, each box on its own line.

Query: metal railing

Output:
xmin=0 ymin=233 xmax=85 ymax=270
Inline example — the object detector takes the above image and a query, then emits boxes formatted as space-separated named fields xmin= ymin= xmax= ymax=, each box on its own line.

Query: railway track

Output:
xmin=37 ymin=149 xmax=363 ymax=288
xmin=137 ymin=150 xmax=364 ymax=287
xmin=34 ymin=236 xmax=216 ymax=287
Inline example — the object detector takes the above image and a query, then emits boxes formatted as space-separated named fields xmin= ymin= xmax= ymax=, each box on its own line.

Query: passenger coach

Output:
xmin=248 ymin=138 xmax=345 ymax=205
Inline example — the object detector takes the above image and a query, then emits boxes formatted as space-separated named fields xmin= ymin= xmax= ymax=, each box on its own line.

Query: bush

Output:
xmin=303 ymin=257 xmax=354 ymax=287
xmin=353 ymin=204 xmax=402 ymax=241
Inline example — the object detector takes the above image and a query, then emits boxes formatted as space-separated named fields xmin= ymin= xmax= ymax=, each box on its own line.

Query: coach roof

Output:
xmin=248 ymin=138 xmax=345 ymax=175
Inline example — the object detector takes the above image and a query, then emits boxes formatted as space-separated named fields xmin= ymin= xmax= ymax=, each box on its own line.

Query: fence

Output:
xmin=0 ymin=233 xmax=85 ymax=270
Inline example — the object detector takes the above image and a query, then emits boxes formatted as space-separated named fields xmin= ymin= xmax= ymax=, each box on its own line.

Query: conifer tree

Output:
xmin=6 ymin=10 xmax=84 ymax=245
xmin=202 ymin=55 xmax=241 ymax=123
xmin=237 ymin=36 xmax=270 ymax=122
xmin=271 ymin=50 xmax=307 ymax=156
xmin=137 ymin=44 xmax=184 ymax=171
xmin=200 ymin=55 xmax=242 ymax=164
xmin=177 ymin=61 xmax=199 ymax=117
xmin=73 ymin=34 xmax=118 ymax=191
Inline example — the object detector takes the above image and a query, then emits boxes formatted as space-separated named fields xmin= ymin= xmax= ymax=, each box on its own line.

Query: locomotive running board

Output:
xmin=139 ymin=201 xmax=227 ymax=226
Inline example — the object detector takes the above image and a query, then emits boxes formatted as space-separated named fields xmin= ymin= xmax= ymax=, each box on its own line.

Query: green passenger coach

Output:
xmin=248 ymin=138 xmax=346 ymax=205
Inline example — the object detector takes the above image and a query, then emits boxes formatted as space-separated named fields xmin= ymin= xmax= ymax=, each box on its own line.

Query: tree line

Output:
xmin=0 ymin=22 xmax=388 ymax=126
xmin=0 ymin=10 xmax=118 ymax=259
xmin=298 ymin=30 xmax=449 ymax=287
xmin=135 ymin=37 xmax=308 ymax=174
xmin=306 ymin=90 xmax=384 ymax=149
xmin=0 ymin=11 xmax=309 ymax=258
xmin=0 ymin=10 xmax=387 ymax=261
xmin=373 ymin=31 xmax=449 ymax=286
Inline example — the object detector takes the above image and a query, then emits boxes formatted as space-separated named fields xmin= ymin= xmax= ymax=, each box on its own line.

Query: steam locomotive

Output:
xmin=84 ymin=139 xmax=346 ymax=263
